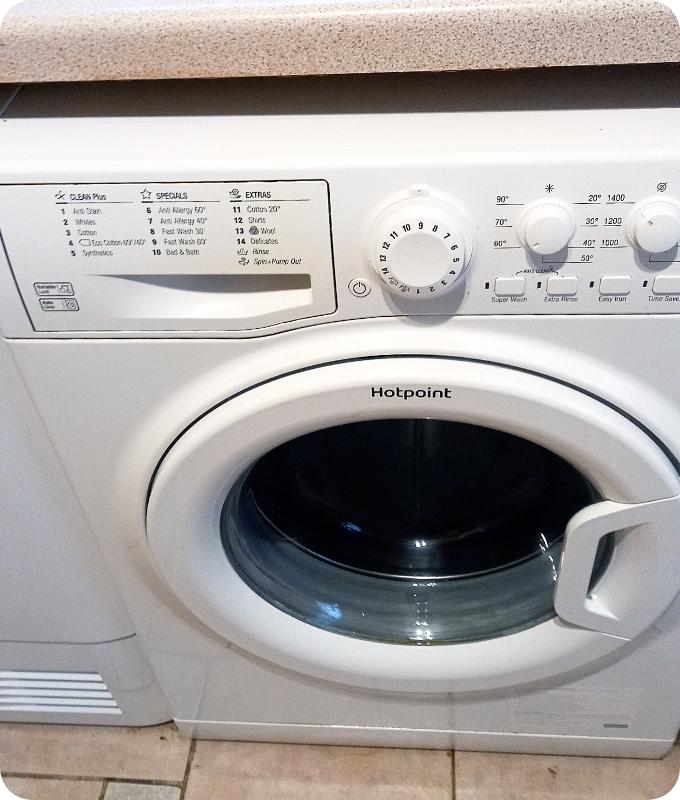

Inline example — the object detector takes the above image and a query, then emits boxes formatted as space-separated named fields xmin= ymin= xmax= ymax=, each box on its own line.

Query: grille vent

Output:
xmin=0 ymin=671 xmax=122 ymax=715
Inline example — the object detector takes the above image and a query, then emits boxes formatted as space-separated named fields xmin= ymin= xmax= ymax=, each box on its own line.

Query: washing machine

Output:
xmin=0 ymin=331 xmax=170 ymax=726
xmin=1 ymin=65 xmax=680 ymax=756
xmin=0 ymin=88 xmax=169 ymax=723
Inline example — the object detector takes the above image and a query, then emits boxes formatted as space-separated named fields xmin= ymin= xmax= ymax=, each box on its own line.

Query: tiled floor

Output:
xmin=0 ymin=723 xmax=678 ymax=800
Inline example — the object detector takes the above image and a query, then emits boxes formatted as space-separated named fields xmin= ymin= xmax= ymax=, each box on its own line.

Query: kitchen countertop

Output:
xmin=0 ymin=0 xmax=679 ymax=84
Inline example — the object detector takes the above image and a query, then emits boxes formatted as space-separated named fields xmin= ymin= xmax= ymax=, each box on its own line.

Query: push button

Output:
xmin=494 ymin=277 xmax=525 ymax=296
xmin=653 ymin=275 xmax=680 ymax=295
xmin=546 ymin=276 xmax=578 ymax=296
xmin=599 ymin=276 xmax=631 ymax=295
xmin=348 ymin=278 xmax=371 ymax=298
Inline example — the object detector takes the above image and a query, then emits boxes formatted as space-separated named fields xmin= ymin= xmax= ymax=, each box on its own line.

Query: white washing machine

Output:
xmin=0 ymin=86 xmax=170 ymax=723
xmin=0 ymin=332 xmax=170 ymax=726
xmin=1 ymin=66 xmax=680 ymax=756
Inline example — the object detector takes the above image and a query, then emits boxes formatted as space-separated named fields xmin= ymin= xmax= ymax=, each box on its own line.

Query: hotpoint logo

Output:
xmin=371 ymin=386 xmax=452 ymax=400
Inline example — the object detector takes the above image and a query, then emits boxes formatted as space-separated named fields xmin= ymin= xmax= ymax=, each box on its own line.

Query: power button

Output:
xmin=349 ymin=278 xmax=371 ymax=298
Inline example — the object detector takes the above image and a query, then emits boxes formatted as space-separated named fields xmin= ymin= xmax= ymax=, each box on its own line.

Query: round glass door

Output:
xmin=221 ymin=418 xmax=606 ymax=645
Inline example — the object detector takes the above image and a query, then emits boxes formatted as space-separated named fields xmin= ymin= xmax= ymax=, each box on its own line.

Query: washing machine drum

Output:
xmin=222 ymin=418 xmax=605 ymax=645
xmin=147 ymin=356 xmax=680 ymax=692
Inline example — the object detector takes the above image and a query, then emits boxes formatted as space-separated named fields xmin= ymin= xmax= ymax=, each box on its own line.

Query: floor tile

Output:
xmin=0 ymin=723 xmax=190 ymax=782
xmin=455 ymin=745 xmax=680 ymax=799
xmin=185 ymin=741 xmax=452 ymax=800
xmin=2 ymin=777 xmax=103 ymax=800
xmin=104 ymin=783 xmax=181 ymax=800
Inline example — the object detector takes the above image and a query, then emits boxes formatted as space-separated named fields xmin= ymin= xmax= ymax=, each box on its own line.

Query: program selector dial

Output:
xmin=518 ymin=201 xmax=576 ymax=255
xmin=627 ymin=197 xmax=680 ymax=253
xmin=368 ymin=196 xmax=471 ymax=297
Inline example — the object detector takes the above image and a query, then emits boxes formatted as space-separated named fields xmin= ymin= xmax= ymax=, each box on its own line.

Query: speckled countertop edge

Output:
xmin=0 ymin=0 xmax=679 ymax=84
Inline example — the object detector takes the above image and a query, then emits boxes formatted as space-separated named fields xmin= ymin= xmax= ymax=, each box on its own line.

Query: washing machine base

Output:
xmin=174 ymin=720 xmax=674 ymax=758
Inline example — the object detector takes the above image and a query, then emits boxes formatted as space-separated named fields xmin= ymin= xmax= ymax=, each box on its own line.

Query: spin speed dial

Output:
xmin=368 ymin=196 xmax=471 ymax=297
xmin=627 ymin=197 xmax=680 ymax=253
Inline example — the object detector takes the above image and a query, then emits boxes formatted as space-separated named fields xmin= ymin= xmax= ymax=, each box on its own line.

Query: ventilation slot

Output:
xmin=0 ymin=671 xmax=122 ymax=715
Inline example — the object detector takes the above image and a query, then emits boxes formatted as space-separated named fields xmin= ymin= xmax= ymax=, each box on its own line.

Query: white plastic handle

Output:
xmin=554 ymin=496 xmax=680 ymax=639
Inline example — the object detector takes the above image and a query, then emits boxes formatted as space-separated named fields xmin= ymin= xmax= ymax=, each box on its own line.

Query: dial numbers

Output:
xmin=375 ymin=216 xmax=466 ymax=296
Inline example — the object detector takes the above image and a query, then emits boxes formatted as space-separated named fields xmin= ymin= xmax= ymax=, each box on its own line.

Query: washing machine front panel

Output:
xmin=3 ymin=73 xmax=680 ymax=751
xmin=146 ymin=356 xmax=680 ymax=693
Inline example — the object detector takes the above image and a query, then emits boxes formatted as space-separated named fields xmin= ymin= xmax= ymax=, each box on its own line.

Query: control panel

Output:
xmin=1 ymin=86 xmax=680 ymax=336
xmin=359 ymin=178 xmax=680 ymax=316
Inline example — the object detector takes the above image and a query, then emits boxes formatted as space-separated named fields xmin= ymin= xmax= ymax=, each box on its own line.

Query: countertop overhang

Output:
xmin=1 ymin=0 xmax=679 ymax=84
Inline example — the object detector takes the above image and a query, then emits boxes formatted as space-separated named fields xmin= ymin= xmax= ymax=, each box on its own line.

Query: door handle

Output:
xmin=554 ymin=496 xmax=680 ymax=639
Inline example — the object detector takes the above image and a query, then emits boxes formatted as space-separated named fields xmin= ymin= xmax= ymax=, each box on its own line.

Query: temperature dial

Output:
xmin=368 ymin=197 xmax=470 ymax=297
xmin=518 ymin=201 xmax=575 ymax=255
xmin=627 ymin=198 xmax=680 ymax=253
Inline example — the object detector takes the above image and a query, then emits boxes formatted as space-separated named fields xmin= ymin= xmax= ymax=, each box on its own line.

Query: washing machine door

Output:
xmin=146 ymin=357 xmax=680 ymax=693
